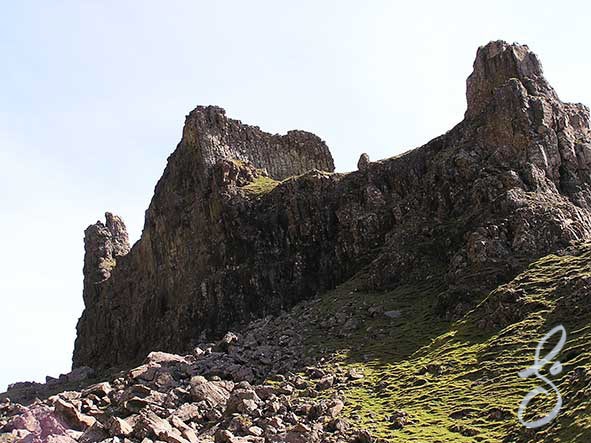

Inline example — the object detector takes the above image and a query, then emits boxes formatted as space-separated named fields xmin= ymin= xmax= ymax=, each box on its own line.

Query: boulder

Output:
xmin=53 ymin=398 xmax=96 ymax=431
xmin=357 ymin=153 xmax=370 ymax=172
xmin=189 ymin=376 xmax=231 ymax=407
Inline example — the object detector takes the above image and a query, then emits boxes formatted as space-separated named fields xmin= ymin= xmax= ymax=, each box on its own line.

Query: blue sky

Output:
xmin=1 ymin=1 xmax=590 ymax=390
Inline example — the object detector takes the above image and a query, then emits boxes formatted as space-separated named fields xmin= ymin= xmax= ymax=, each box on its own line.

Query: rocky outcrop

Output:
xmin=357 ymin=153 xmax=370 ymax=172
xmin=2 ymin=312 xmax=375 ymax=443
xmin=83 ymin=213 xmax=130 ymax=294
xmin=73 ymin=41 xmax=591 ymax=371
xmin=180 ymin=106 xmax=334 ymax=180
xmin=73 ymin=109 xmax=337 ymax=369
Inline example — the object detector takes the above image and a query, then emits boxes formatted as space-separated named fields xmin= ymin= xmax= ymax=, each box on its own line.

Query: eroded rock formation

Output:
xmin=74 ymin=41 xmax=591 ymax=371
xmin=83 ymin=213 xmax=130 ymax=302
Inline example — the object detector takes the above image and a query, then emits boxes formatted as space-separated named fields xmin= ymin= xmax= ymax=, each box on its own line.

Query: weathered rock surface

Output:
xmin=1 ymin=310 xmax=377 ymax=443
xmin=83 ymin=213 xmax=130 ymax=294
xmin=73 ymin=41 xmax=591 ymax=373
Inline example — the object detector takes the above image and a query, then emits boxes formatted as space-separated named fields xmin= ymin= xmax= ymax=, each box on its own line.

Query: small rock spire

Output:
xmin=357 ymin=153 xmax=370 ymax=172
xmin=83 ymin=212 xmax=130 ymax=295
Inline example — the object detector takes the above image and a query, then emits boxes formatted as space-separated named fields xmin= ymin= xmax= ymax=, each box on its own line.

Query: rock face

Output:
xmin=74 ymin=41 xmax=591 ymax=370
xmin=179 ymin=106 xmax=335 ymax=180
xmin=83 ymin=213 xmax=130 ymax=302
xmin=73 ymin=108 xmax=336 ymax=369
xmin=465 ymin=40 xmax=555 ymax=118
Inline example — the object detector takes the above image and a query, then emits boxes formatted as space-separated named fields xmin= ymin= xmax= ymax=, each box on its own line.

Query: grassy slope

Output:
xmin=291 ymin=245 xmax=591 ymax=442
xmin=241 ymin=176 xmax=280 ymax=195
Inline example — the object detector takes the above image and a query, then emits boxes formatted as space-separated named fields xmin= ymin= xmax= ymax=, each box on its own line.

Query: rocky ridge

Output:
xmin=74 ymin=40 xmax=591 ymax=371
xmin=2 ymin=40 xmax=591 ymax=443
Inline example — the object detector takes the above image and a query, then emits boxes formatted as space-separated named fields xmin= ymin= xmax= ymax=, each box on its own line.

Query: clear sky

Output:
xmin=1 ymin=1 xmax=590 ymax=391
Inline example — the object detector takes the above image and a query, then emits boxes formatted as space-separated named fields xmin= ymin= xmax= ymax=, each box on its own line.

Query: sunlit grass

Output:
xmin=292 ymin=245 xmax=591 ymax=442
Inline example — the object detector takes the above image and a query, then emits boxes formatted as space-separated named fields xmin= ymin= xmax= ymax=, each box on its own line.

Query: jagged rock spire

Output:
xmin=461 ymin=40 xmax=590 ymax=199
xmin=82 ymin=212 xmax=130 ymax=300
xmin=465 ymin=40 xmax=558 ymax=119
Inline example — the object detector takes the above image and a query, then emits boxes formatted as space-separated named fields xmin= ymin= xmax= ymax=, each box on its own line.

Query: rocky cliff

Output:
xmin=4 ymin=40 xmax=591 ymax=443
xmin=74 ymin=41 xmax=591 ymax=372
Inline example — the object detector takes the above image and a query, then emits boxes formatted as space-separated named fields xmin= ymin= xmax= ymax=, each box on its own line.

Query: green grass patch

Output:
xmin=297 ymin=245 xmax=591 ymax=442
xmin=241 ymin=176 xmax=280 ymax=196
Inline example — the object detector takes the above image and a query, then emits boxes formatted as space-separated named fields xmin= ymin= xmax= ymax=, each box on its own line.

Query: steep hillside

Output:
xmin=294 ymin=243 xmax=591 ymax=442
xmin=1 ymin=40 xmax=591 ymax=443
xmin=2 ymin=243 xmax=591 ymax=442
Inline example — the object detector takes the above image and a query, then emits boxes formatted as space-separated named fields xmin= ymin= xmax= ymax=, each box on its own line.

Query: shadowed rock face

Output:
xmin=74 ymin=41 xmax=591 ymax=370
